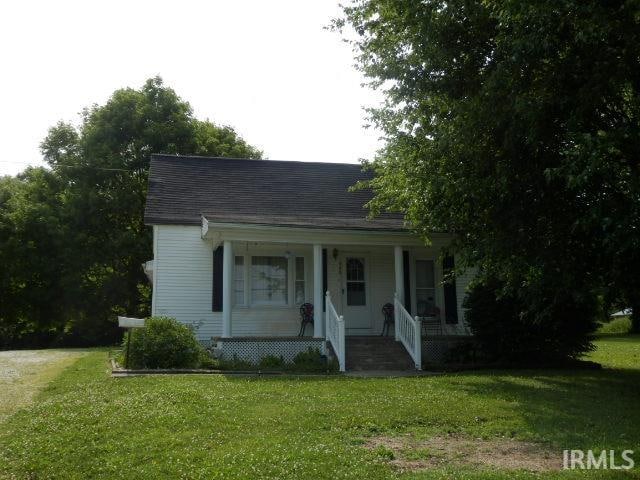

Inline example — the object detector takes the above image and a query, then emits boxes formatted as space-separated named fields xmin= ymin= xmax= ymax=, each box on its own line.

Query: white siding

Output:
xmin=326 ymin=246 xmax=396 ymax=335
xmin=369 ymin=249 xmax=396 ymax=334
xmin=152 ymin=225 xmax=475 ymax=340
xmin=229 ymin=244 xmax=313 ymax=336
xmin=153 ymin=225 xmax=219 ymax=340
xmin=404 ymin=244 xmax=475 ymax=335
xmin=153 ymin=225 xmax=311 ymax=340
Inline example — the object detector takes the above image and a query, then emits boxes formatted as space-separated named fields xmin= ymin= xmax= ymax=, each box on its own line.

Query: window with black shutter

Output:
xmin=212 ymin=246 xmax=223 ymax=312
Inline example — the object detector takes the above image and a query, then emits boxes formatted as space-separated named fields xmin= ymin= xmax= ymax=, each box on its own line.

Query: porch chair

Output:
xmin=418 ymin=302 xmax=442 ymax=336
xmin=298 ymin=303 xmax=314 ymax=336
xmin=380 ymin=303 xmax=394 ymax=336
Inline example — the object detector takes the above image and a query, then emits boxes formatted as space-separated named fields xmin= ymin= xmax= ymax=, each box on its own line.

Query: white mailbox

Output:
xmin=118 ymin=316 xmax=145 ymax=329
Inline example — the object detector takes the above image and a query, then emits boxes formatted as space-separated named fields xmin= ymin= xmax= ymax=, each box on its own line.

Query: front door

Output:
xmin=341 ymin=255 xmax=371 ymax=331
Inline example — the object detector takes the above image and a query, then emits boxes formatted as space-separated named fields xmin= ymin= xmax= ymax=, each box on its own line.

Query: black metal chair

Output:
xmin=418 ymin=302 xmax=442 ymax=336
xmin=298 ymin=303 xmax=314 ymax=336
xmin=380 ymin=303 xmax=394 ymax=336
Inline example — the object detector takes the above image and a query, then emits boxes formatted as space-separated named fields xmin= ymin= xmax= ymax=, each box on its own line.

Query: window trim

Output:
xmin=230 ymin=249 xmax=308 ymax=309
xmin=233 ymin=255 xmax=246 ymax=307
xmin=345 ymin=256 xmax=367 ymax=307
xmin=294 ymin=256 xmax=306 ymax=305
xmin=250 ymin=255 xmax=290 ymax=306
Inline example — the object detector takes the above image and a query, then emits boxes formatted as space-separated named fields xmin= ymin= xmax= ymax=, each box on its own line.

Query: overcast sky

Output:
xmin=0 ymin=0 xmax=382 ymax=176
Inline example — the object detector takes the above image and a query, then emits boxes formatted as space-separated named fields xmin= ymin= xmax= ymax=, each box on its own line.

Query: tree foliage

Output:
xmin=0 ymin=169 xmax=68 ymax=345
xmin=464 ymin=279 xmax=598 ymax=363
xmin=0 ymin=77 xmax=262 ymax=347
xmin=336 ymin=1 xmax=640 ymax=346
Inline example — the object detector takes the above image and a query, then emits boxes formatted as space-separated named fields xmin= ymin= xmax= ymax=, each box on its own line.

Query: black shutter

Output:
xmin=443 ymin=255 xmax=458 ymax=324
xmin=403 ymin=250 xmax=411 ymax=314
xmin=322 ymin=248 xmax=328 ymax=311
xmin=212 ymin=246 xmax=223 ymax=312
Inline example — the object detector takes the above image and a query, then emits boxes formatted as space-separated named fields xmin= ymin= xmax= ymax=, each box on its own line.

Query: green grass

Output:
xmin=598 ymin=316 xmax=633 ymax=335
xmin=586 ymin=334 xmax=640 ymax=370
xmin=0 ymin=349 xmax=87 ymax=424
xmin=0 ymin=338 xmax=639 ymax=479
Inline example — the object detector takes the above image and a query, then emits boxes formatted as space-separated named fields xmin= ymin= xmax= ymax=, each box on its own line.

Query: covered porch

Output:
xmin=202 ymin=218 xmax=467 ymax=371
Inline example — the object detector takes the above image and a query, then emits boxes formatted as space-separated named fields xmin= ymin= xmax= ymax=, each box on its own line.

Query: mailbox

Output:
xmin=118 ymin=316 xmax=145 ymax=369
xmin=118 ymin=316 xmax=145 ymax=329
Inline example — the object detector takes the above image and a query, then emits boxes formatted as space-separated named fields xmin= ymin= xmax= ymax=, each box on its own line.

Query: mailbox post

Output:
xmin=118 ymin=316 xmax=145 ymax=369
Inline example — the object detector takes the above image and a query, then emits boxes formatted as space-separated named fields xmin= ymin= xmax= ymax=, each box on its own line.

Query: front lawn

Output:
xmin=586 ymin=334 xmax=640 ymax=370
xmin=0 ymin=349 xmax=87 ymax=424
xmin=0 ymin=337 xmax=638 ymax=479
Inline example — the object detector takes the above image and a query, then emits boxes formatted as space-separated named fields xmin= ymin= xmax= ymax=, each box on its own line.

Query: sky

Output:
xmin=0 ymin=0 xmax=383 ymax=176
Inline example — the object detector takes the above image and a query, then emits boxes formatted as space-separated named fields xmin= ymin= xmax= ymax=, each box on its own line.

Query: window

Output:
xmin=346 ymin=257 xmax=366 ymax=306
xmin=234 ymin=256 xmax=245 ymax=306
xmin=415 ymin=260 xmax=436 ymax=316
xmin=295 ymin=257 xmax=305 ymax=304
xmin=251 ymin=256 xmax=288 ymax=305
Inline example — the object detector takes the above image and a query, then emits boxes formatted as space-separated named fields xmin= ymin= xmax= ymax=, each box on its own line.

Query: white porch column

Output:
xmin=394 ymin=245 xmax=404 ymax=340
xmin=222 ymin=240 xmax=233 ymax=338
xmin=313 ymin=244 xmax=323 ymax=338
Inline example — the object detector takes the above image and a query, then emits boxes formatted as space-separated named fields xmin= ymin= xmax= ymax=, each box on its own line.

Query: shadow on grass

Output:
xmin=216 ymin=363 xmax=640 ymax=453
xmin=592 ymin=333 xmax=640 ymax=342
xmin=450 ymin=367 xmax=640 ymax=451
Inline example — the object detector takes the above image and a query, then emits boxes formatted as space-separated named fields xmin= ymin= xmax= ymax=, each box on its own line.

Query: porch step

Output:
xmin=346 ymin=336 xmax=415 ymax=371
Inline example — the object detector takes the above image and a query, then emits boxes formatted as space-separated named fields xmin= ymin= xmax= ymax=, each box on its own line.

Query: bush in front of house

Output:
xmin=198 ymin=349 xmax=220 ymax=369
xmin=123 ymin=316 xmax=205 ymax=369
xmin=216 ymin=356 xmax=254 ymax=371
xmin=464 ymin=278 xmax=598 ymax=365
xmin=258 ymin=355 xmax=285 ymax=369
xmin=213 ymin=349 xmax=337 ymax=373
xmin=292 ymin=347 xmax=337 ymax=372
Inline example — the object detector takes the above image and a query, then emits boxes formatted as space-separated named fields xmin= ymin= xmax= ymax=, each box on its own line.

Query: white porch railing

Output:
xmin=394 ymin=292 xmax=422 ymax=370
xmin=325 ymin=291 xmax=346 ymax=372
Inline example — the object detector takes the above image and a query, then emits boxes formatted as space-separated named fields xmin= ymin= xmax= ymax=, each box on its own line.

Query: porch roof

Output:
xmin=144 ymin=154 xmax=406 ymax=231
xmin=201 ymin=213 xmax=405 ymax=231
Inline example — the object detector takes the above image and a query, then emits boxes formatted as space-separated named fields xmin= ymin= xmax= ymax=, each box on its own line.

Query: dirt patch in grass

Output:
xmin=365 ymin=434 xmax=561 ymax=472
xmin=0 ymin=349 xmax=86 ymax=423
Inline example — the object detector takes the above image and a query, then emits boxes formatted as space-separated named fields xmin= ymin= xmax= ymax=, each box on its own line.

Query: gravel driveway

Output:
xmin=0 ymin=349 xmax=86 ymax=423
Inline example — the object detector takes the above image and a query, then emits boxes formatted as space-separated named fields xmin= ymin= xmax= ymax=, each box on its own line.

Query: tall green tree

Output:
xmin=0 ymin=169 xmax=69 ymax=346
xmin=336 ymin=1 xmax=640 ymax=343
xmin=1 ymin=77 xmax=262 ymax=346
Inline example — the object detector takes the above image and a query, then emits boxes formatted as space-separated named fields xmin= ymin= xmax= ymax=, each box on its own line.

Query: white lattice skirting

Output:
xmin=213 ymin=337 xmax=326 ymax=365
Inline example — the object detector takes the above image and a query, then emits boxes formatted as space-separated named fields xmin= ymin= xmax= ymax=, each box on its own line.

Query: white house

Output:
xmin=144 ymin=155 xmax=474 ymax=371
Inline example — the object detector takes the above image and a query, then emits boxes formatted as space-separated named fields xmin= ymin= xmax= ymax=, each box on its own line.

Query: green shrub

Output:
xmin=444 ymin=341 xmax=481 ymax=364
xmin=199 ymin=350 xmax=220 ymax=369
xmin=216 ymin=356 xmax=254 ymax=371
xmin=123 ymin=316 xmax=205 ymax=369
xmin=258 ymin=355 xmax=285 ymax=369
xmin=216 ymin=349 xmax=337 ymax=373
xmin=464 ymin=279 xmax=597 ymax=364
xmin=292 ymin=347 xmax=335 ymax=372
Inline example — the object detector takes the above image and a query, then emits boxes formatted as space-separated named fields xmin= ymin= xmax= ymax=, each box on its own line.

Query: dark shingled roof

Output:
xmin=144 ymin=155 xmax=406 ymax=231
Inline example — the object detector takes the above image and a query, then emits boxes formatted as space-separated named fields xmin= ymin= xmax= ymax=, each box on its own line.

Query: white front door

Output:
xmin=341 ymin=255 xmax=371 ymax=331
